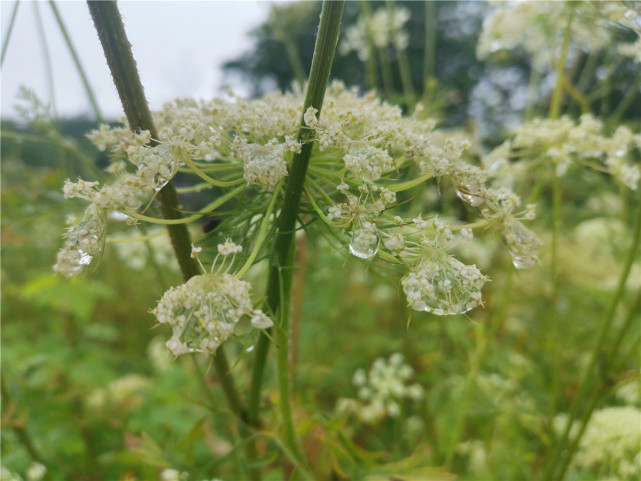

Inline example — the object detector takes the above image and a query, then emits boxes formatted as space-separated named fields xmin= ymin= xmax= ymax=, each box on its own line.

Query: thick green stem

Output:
xmin=49 ymin=1 xmax=104 ymax=123
xmin=1 ymin=0 xmax=19 ymax=66
xmin=87 ymin=0 xmax=247 ymax=423
xmin=247 ymin=0 xmax=345 ymax=462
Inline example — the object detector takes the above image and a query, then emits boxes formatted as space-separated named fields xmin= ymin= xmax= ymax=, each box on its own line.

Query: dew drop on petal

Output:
xmin=349 ymin=221 xmax=380 ymax=260
xmin=508 ymin=248 xmax=538 ymax=269
xmin=78 ymin=250 xmax=93 ymax=265
xmin=455 ymin=187 xmax=485 ymax=207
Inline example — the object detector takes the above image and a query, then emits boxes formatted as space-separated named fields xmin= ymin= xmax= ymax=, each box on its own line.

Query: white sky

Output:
xmin=1 ymin=1 xmax=276 ymax=120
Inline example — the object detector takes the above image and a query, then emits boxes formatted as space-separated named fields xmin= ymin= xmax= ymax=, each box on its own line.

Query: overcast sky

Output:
xmin=1 ymin=1 xmax=276 ymax=120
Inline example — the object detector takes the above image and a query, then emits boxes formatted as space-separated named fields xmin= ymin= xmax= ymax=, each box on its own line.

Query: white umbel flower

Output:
xmin=231 ymin=137 xmax=289 ymax=187
xmin=402 ymin=248 xmax=488 ymax=315
xmin=152 ymin=272 xmax=273 ymax=356
xmin=54 ymin=204 xmax=107 ymax=278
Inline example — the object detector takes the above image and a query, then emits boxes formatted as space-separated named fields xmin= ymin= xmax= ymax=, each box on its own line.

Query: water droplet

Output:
xmin=78 ymin=250 xmax=93 ymax=265
xmin=349 ymin=221 xmax=380 ymax=260
xmin=455 ymin=187 xmax=484 ymax=207
xmin=153 ymin=160 xmax=176 ymax=191
xmin=108 ymin=210 xmax=132 ymax=222
xmin=508 ymin=249 xmax=538 ymax=270
xmin=502 ymin=220 xmax=540 ymax=270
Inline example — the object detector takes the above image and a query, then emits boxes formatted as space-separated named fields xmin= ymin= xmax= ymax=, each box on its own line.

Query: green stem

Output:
xmin=87 ymin=0 xmax=247 ymax=423
xmin=525 ymin=66 xmax=541 ymax=121
xmin=422 ymin=1 xmax=436 ymax=90
xmin=548 ymin=162 xmax=562 ymax=416
xmin=1 ymin=0 xmax=19 ymax=66
xmin=356 ymin=0 xmax=378 ymax=92
xmin=548 ymin=9 xmax=574 ymax=120
xmin=545 ymin=5 xmax=572 ymax=434
xmin=33 ymin=1 xmax=58 ymax=121
xmin=237 ymin=181 xmax=284 ymax=278
xmin=609 ymin=70 xmax=641 ymax=127
xmin=48 ymin=1 xmax=104 ymax=123
xmin=443 ymin=267 xmax=512 ymax=469
xmin=543 ymin=194 xmax=641 ymax=481
xmin=247 ymin=0 xmax=345 ymax=462
xmin=608 ymin=287 xmax=641 ymax=369
xmin=359 ymin=0 xmax=393 ymax=95
xmin=386 ymin=0 xmax=413 ymax=102
xmin=271 ymin=7 xmax=307 ymax=89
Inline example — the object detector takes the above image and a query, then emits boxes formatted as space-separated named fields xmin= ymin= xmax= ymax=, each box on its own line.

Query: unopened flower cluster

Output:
xmin=336 ymin=353 xmax=423 ymax=424
xmin=340 ymin=6 xmax=410 ymax=61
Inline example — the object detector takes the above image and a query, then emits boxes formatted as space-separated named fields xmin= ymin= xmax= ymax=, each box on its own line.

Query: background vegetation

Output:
xmin=2 ymin=1 xmax=639 ymax=480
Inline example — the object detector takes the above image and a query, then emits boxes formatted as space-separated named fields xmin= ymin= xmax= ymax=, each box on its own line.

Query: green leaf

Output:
xmin=20 ymin=275 xmax=115 ymax=321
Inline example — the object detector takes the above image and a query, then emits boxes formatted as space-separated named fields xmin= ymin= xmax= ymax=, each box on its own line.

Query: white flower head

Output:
xmin=343 ymin=144 xmax=394 ymax=183
xmin=402 ymin=247 xmax=488 ymax=315
xmin=54 ymin=204 xmax=107 ymax=278
xmin=232 ymin=137 xmax=288 ymax=187
xmin=152 ymin=272 xmax=272 ymax=356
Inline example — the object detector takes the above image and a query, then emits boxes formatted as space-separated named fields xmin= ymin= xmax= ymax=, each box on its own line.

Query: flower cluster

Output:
xmin=54 ymin=204 xmax=107 ymax=277
xmin=151 ymin=242 xmax=272 ymax=356
xmin=402 ymin=247 xmax=487 ymax=315
xmin=57 ymin=81 xmax=540 ymax=323
xmin=299 ymin=82 xmax=538 ymax=314
xmin=336 ymin=353 xmax=423 ymax=424
xmin=339 ymin=6 xmax=410 ymax=61
xmin=477 ymin=2 xmax=641 ymax=71
xmin=485 ymin=114 xmax=641 ymax=190
xmin=556 ymin=407 xmax=641 ymax=480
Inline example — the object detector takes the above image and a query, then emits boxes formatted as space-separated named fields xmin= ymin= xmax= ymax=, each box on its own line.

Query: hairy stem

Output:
xmin=87 ymin=0 xmax=247 ymax=423
xmin=247 ymin=0 xmax=345 ymax=464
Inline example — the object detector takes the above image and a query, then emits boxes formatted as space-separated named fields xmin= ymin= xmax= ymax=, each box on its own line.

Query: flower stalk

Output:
xmin=247 ymin=0 xmax=346 ymax=464
xmin=544 ymin=192 xmax=641 ymax=481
